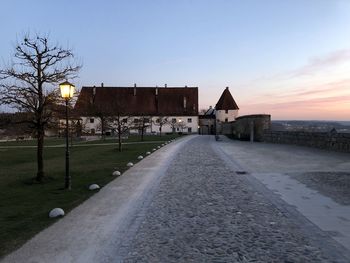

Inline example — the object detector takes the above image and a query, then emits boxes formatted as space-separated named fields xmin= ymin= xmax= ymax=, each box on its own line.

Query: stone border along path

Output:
xmin=3 ymin=135 xmax=350 ymax=262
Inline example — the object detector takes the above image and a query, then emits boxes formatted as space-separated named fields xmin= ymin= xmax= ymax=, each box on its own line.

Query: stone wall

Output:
xmin=263 ymin=130 xmax=350 ymax=153
xmin=231 ymin=114 xmax=271 ymax=141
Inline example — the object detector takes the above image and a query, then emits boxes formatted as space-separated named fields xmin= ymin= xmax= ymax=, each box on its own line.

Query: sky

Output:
xmin=0 ymin=0 xmax=350 ymax=120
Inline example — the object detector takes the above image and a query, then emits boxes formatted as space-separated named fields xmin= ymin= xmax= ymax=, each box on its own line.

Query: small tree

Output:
xmin=176 ymin=121 xmax=187 ymax=133
xmin=0 ymin=34 xmax=81 ymax=182
xmin=153 ymin=116 xmax=169 ymax=136
xmin=134 ymin=115 xmax=151 ymax=141
xmin=111 ymin=114 xmax=132 ymax=152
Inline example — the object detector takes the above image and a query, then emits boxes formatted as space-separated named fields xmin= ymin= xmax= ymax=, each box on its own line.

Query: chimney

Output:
xmin=185 ymin=85 xmax=187 ymax=88
xmin=134 ymin=83 xmax=137 ymax=87
xmin=164 ymin=83 xmax=167 ymax=88
xmin=101 ymin=82 xmax=104 ymax=87
xmin=209 ymin=105 xmax=212 ymax=109
xmin=226 ymin=86 xmax=229 ymax=90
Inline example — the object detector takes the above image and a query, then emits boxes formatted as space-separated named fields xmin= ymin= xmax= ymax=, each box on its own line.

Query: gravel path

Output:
xmin=121 ymin=136 xmax=349 ymax=262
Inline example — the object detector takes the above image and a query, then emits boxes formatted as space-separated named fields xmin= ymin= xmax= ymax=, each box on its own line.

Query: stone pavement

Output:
xmin=217 ymin=136 xmax=350 ymax=253
xmin=3 ymin=135 xmax=350 ymax=262
xmin=122 ymin=136 xmax=349 ymax=262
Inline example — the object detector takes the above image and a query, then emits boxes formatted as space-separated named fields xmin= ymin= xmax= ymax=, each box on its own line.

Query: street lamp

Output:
xmin=59 ymin=81 xmax=75 ymax=190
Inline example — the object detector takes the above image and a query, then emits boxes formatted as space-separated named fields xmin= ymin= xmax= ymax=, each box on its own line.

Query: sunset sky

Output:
xmin=1 ymin=0 xmax=349 ymax=120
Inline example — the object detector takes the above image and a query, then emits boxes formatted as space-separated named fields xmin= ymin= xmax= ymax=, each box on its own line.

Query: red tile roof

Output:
xmin=74 ymin=86 xmax=198 ymax=116
xmin=215 ymin=87 xmax=239 ymax=110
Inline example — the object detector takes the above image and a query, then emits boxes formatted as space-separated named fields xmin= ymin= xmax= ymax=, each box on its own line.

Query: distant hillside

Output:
xmin=271 ymin=120 xmax=350 ymax=133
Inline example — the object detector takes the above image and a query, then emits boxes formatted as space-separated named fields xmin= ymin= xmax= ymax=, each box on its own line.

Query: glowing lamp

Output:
xmin=59 ymin=81 xmax=75 ymax=99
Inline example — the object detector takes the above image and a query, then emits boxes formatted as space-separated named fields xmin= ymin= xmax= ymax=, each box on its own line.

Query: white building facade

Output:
xmin=75 ymin=85 xmax=199 ymax=135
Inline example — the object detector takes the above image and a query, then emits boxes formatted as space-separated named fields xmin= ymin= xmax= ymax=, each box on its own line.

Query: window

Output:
xmin=122 ymin=118 xmax=127 ymax=123
xmin=225 ymin=110 xmax=228 ymax=114
xmin=134 ymin=118 xmax=139 ymax=123
xmin=172 ymin=118 xmax=176 ymax=123
xmin=91 ymin=128 xmax=95 ymax=135
xmin=225 ymin=118 xmax=228 ymax=122
xmin=144 ymin=118 xmax=150 ymax=123
xmin=156 ymin=118 xmax=160 ymax=123
xmin=188 ymin=127 xmax=192 ymax=133
xmin=90 ymin=118 xmax=94 ymax=123
xmin=176 ymin=128 xmax=179 ymax=131
xmin=187 ymin=118 xmax=192 ymax=123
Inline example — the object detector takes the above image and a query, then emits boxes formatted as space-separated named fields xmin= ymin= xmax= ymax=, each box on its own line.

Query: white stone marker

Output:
xmin=152 ymin=148 xmax=156 ymax=151
xmin=127 ymin=162 xmax=134 ymax=167
xmin=49 ymin=208 xmax=65 ymax=218
xmin=112 ymin=170 xmax=121 ymax=176
xmin=157 ymin=146 xmax=161 ymax=149
xmin=137 ymin=155 xmax=143 ymax=160
xmin=89 ymin=184 xmax=100 ymax=190
xmin=146 ymin=151 xmax=151 ymax=155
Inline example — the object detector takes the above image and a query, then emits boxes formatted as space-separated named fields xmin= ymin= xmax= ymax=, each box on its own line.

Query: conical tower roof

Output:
xmin=215 ymin=87 xmax=239 ymax=110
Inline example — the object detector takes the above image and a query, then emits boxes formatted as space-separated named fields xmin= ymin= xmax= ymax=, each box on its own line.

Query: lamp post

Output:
xmin=59 ymin=81 xmax=75 ymax=190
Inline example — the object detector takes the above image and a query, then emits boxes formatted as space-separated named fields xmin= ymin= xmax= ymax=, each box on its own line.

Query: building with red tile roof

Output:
xmin=74 ymin=84 xmax=199 ymax=135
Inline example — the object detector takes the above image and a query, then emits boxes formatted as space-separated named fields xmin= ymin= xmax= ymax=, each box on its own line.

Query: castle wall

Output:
xmin=231 ymin=114 xmax=271 ymax=141
xmin=263 ymin=130 xmax=350 ymax=153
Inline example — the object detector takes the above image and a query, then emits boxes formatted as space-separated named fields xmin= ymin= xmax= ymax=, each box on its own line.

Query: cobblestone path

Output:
xmin=121 ymin=136 xmax=349 ymax=262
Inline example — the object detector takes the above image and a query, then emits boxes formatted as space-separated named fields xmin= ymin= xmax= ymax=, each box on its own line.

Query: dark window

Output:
xmin=225 ymin=118 xmax=228 ymax=122
xmin=225 ymin=110 xmax=228 ymax=114
xmin=172 ymin=118 xmax=176 ymax=123
xmin=144 ymin=118 xmax=150 ymax=123
xmin=156 ymin=118 xmax=160 ymax=123
xmin=188 ymin=127 xmax=192 ymax=133
xmin=187 ymin=118 xmax=192 ymax=123
xmin=90 ymin=118 xmax=94 ymax=123
xmin=134 ymin=118 xmax=139 ymax=123
xmin=122 ymin=118 xmax=127 ymax=123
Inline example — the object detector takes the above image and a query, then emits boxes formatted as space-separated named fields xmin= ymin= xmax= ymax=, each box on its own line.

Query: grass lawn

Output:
xmin=82 ymin=134 xmax=181 ymax=144
xmin=0 ymin=134 xmax=179 ymax=258
xmin=0 ymin=134 xmax=180 ymax=147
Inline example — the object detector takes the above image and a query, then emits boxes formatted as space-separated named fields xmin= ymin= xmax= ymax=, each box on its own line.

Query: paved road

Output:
xmin=3 ymin=135 xmax=350 ymax=262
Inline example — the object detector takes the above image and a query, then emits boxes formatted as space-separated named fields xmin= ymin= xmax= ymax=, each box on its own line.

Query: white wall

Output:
xmin=151 ymin=116 xmax=198 ymax=134
xmin=81 ymin=116 xmax=199 ymax=135
xmin=215 ymin=110 xmax=238 ymax=123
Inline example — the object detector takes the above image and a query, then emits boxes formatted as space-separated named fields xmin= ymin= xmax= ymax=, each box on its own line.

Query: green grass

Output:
xmin=0 ymin=138 xmax=68 ymax=146
xmin=0 ymin=134 xmax=179 ymax=258
xmin=82 ymin=134 xmax=181 ymax=144
xmin=0 ymin=134 xmax=180 ymax=146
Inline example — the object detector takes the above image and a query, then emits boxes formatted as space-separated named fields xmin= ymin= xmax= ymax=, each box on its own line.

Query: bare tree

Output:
xmin=110 ymin=114 xmax=132 ymax=152
xmin=168 ymin=118 xmax=178 ymax=134
xmin=0 ymin=34 xmax=81 ymax=182
xmin=133 ymin=115 xmax=151 ymax=141
xmin=176 ymin=121 xmax=187 ymax=133
xmin=152 ymin=116 xmax=169 ymax=136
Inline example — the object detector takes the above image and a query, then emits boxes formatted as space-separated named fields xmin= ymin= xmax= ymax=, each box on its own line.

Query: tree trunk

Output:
xmin=118 ymin=131 xmax=122 ymax=152
xmin=159 ymin=126 xmax=162 ymax=137
xmin=36 ymin=127 xmax=44 ymax=182
xmin=141 ymin=125 xmax=144 ymax=141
